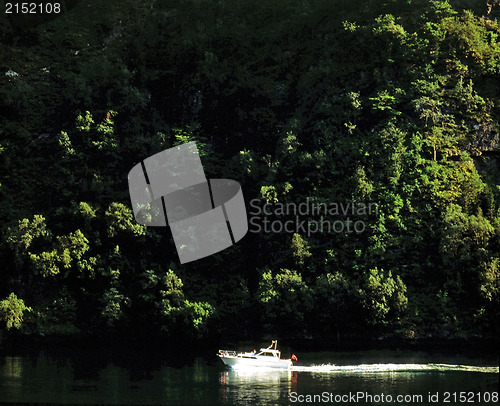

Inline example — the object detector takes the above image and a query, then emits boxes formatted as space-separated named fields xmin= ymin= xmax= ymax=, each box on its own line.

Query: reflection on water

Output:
xmin=291 ymin=363 xmax=499 ymax=374
xmin=0 ymin=349 xmax=497 ymax=405
xmin=220 ymin=368 xmax=296 ymax=405
xmin=3 ymin=356 xmax=22 ymax=379
xmin=1 ymin=356 xmax=23 ymax=398
xmin=217 ymin=362 xmax=499 ymax=405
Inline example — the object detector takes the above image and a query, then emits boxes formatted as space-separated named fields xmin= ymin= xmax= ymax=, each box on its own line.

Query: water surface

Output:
xmin=0 ymin=347 xmax=497 ymax=405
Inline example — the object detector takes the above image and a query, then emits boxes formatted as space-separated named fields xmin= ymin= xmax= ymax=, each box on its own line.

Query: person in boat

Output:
xmin=251 ymin=349 xmax=257 ymax=356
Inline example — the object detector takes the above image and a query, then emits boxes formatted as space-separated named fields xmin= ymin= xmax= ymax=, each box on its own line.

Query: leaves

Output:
xmin=0 ymin=293 xmax=31 ymax=330
xmin=0 ymin=0 xmax=499 ymax=342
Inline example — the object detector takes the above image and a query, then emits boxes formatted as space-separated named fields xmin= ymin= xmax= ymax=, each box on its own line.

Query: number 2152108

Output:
xmin=5 ymin=3 xmax=61 ymax=14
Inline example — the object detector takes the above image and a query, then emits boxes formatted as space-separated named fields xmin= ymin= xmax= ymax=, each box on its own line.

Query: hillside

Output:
xmin=0 ymin=0 xmax=499 ymax=347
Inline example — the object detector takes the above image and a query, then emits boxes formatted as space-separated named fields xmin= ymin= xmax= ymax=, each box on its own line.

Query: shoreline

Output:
xmin=1 ymin=331 xmax=498 ymax=361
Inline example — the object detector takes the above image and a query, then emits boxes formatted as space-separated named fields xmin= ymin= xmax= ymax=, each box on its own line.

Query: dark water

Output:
xmin=0 ymin=346 xmax=498 ymax=405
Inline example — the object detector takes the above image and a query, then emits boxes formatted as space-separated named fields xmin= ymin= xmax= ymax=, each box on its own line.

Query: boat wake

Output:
xmin=290 ymin=363 xmax=499 ymax=374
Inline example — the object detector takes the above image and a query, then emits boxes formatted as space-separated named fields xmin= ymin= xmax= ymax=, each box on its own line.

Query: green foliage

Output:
xmin=100 ymin=286 xmax=130 ymax=328
xmin=159 ymin=269 xmax=185 ymax=309
xmin=105 ymin=203 xmax=146 ymax=238
xmin=6 ymin=215 xmax=51 ymax=265
xmin=154 ymin=270 xmax=214 ymax=338
xmin=181 ymin=300 xmax=214 ymax=338
xmin=480 ymin=257 xmax=500 ymax=302
xmin=0 ymin=293 xmax=31 ymax=330
xmin=291 ymin=233 xmax=312 ymax=266
xmin=440 ymin=204 xmax=494 ymax=267
xmin=257 ymin=268 xmax=313 ymax=338
xmin=0 ymin=0 xmax=498 ymax=343
xmin=28 ymin=229 xmax=96 ymax=277
xmin=76 ymin=111 xmax=94 ymax=132
xmin=312 ymin=272 xmax=357 ymax=338
xmin=32 ymin=293 xmax=79 ymax=335
xmin=360 ymin=268 xmax=408 ymax=326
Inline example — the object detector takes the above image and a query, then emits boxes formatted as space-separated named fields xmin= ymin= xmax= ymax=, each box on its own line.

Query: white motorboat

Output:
xmin=217 ymin=340 xmax=296 ymax=369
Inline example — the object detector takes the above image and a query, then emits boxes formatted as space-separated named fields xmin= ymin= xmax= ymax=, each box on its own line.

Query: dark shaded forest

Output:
xmin=0 ymin=0 xmax=499 ymax=349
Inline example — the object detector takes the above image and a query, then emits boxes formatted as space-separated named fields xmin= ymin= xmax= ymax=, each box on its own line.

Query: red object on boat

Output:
xmin=291 ymin=354 xmax=298 ymax=361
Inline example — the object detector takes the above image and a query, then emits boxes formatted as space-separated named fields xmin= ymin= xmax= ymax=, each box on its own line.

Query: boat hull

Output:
xmin=218 ymin=355 xmax=292 ymax=369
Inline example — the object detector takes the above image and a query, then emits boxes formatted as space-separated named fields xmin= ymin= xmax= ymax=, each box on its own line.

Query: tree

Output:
xmin=257 ymin=268 xmax=313 ymax=338
xmin=313 ymin=272 xmax=359 ymax=340
xmin=360 ymin=268 xmax=408 ymax=326
xmin=0 ymin=293 xmax=31 ymax=330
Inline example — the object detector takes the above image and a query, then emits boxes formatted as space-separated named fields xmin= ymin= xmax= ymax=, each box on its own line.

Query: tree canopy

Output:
xmin=0 ymin=0 xmax=499 ymax=345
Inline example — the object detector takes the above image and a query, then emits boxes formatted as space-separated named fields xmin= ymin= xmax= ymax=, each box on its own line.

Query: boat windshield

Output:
xmin=257 ymin=350 xmax=280 ymax=357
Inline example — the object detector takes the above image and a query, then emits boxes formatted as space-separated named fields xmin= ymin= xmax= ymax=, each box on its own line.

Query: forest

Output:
xmin=0 ymin=0 xmax=499 ymax=349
